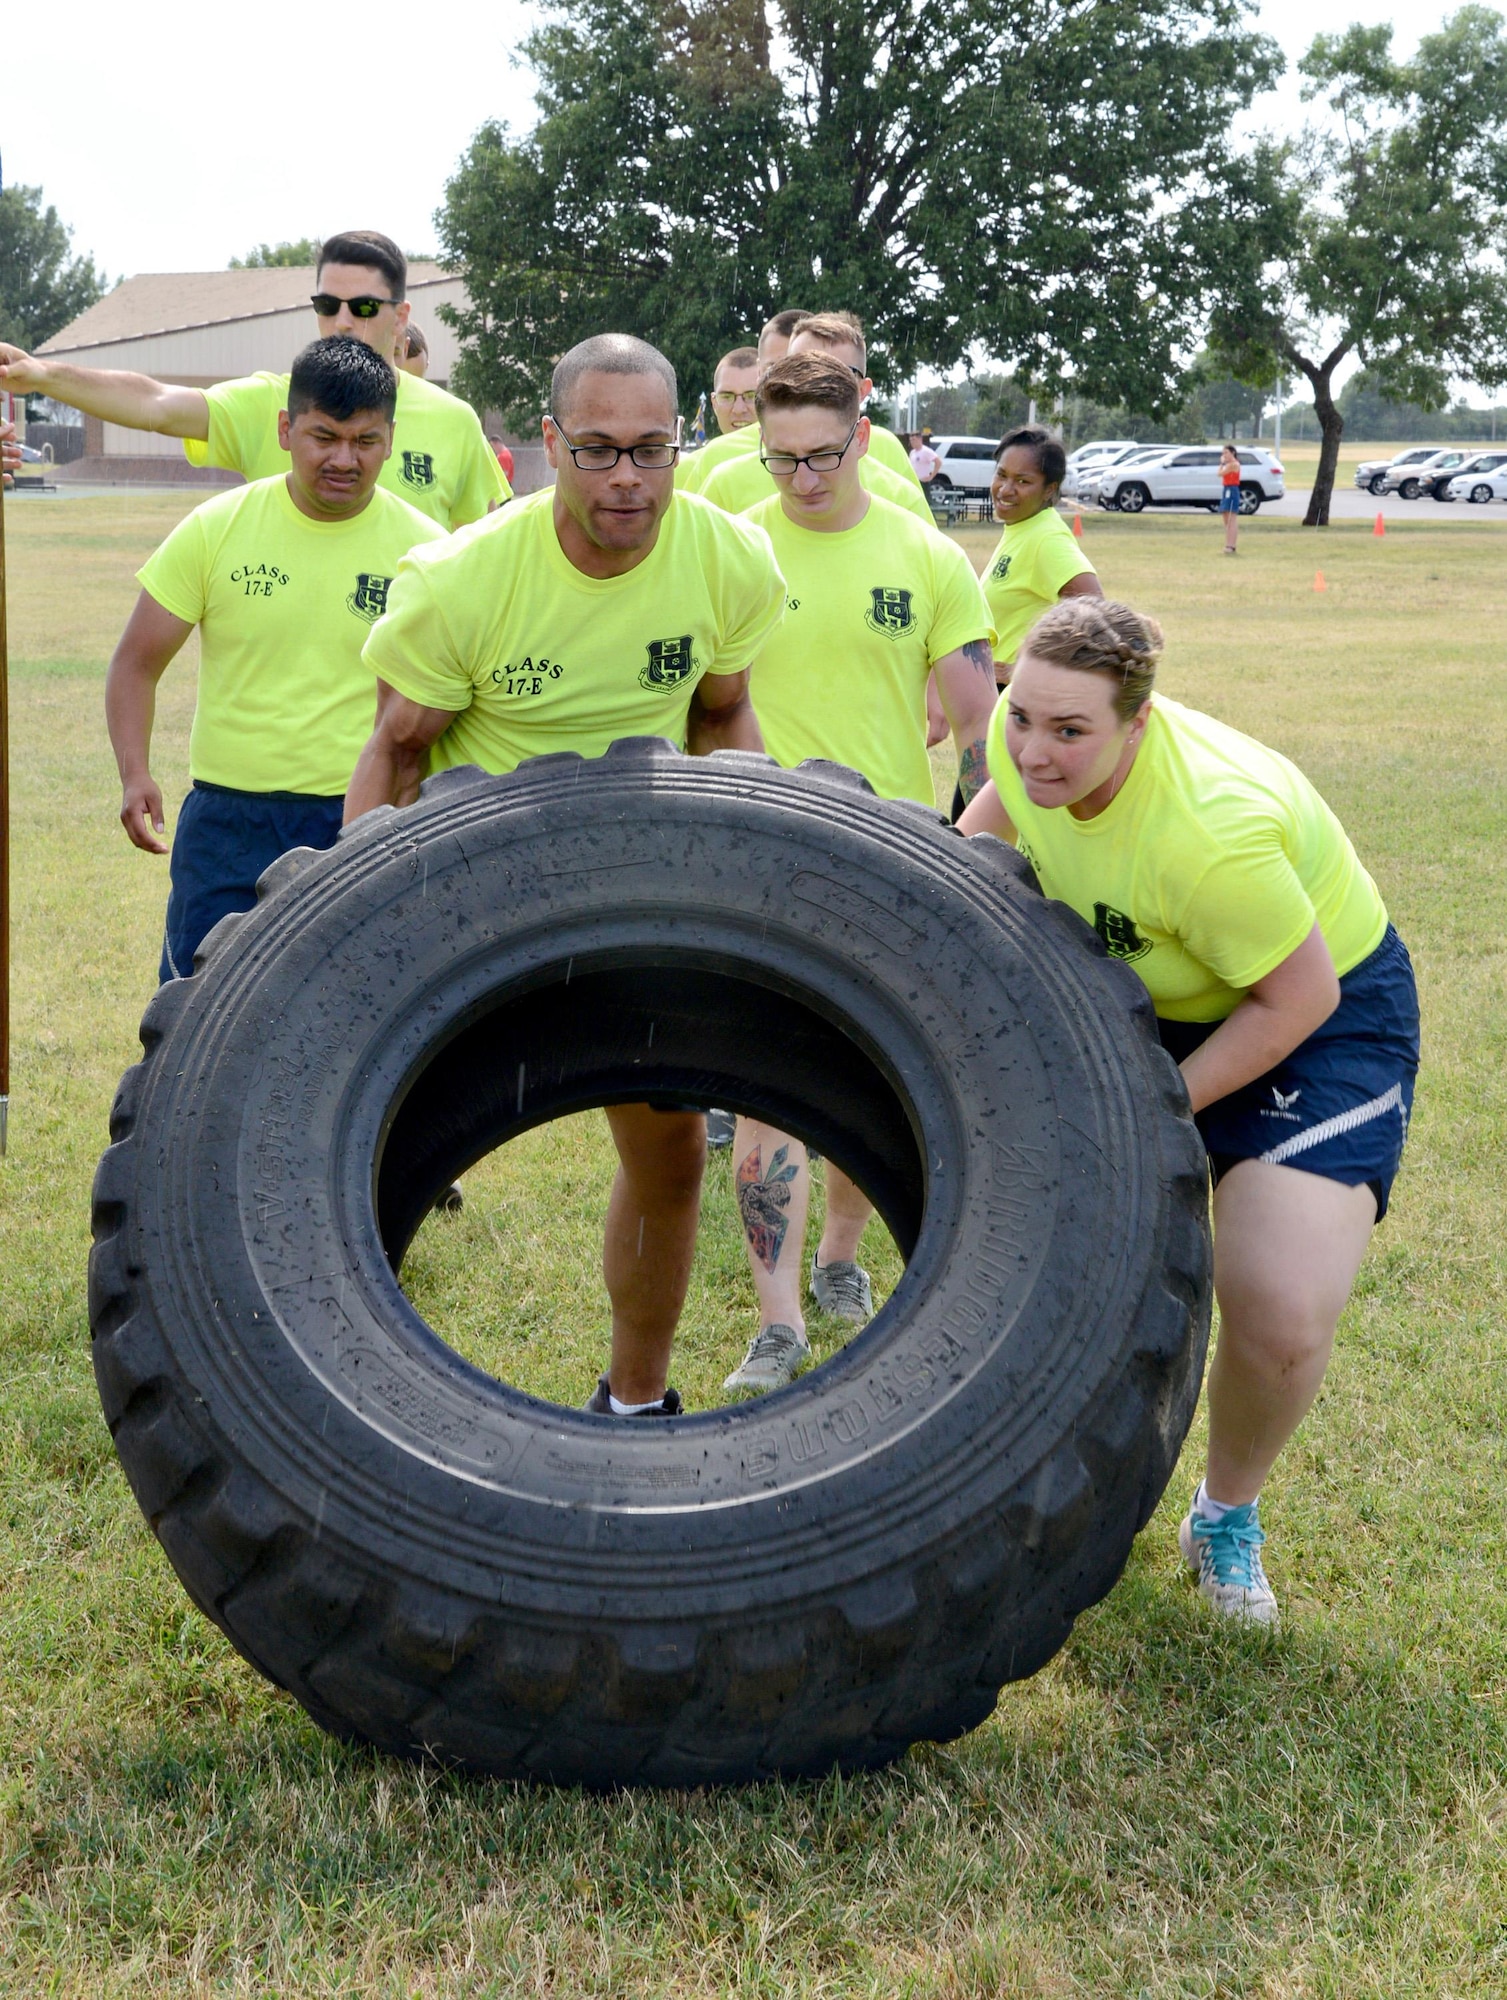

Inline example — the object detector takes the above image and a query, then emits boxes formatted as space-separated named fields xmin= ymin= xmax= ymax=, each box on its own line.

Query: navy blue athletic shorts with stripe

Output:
xmin=1156 ymin=924 xmax=1419 ymax=1219
xmin=160 ymin=780 xmax=345 ymax=983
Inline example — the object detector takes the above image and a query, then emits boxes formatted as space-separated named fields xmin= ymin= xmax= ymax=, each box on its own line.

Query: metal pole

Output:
xmin=1274 ymin=373 xmax=1283 ymax=461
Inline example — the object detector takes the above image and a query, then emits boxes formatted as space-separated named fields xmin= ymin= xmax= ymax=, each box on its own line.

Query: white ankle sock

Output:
xmin=609 ymin=1390 xmax=664 ymax=1415
xmin=1195 ymin=1482 xmax=1251 ymax=1522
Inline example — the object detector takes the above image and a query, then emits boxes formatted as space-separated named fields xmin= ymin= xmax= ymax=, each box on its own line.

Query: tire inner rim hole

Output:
xmin=372 ymin=961 xmax=929 ymax=1411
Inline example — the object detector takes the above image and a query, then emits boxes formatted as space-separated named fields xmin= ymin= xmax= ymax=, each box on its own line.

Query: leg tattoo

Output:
xmin=736 ymin=1142 xmax=800 ymax=1273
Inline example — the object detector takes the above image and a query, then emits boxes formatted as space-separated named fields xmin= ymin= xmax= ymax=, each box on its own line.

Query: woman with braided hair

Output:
xmin=959 ymin=598 xmax=1420 ymax=1625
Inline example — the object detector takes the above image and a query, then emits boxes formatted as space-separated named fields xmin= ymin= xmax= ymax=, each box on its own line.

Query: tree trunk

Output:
xmin=1303 ymin=368 xmax=1343 ymax=527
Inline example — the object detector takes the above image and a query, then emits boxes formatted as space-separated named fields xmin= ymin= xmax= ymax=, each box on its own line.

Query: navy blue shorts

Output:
xmin=1219 ymin=486 xmax=1242 ymax=513
xmin=1157 ymin=924 xmax=1419 ymax=1219
xmin=161 ymin=780 xmax=344 ymax=983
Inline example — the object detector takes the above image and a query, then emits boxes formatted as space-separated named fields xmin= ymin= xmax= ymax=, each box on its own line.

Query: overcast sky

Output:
xmin=2 ymin=2 xmax=1493 ymax=297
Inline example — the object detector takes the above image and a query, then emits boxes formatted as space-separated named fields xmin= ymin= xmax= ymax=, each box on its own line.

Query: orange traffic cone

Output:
xmin=1314 ymin=569 xmax=1328 ymax=592
xmin=1072 ymin=512 xmax=1083 ymax=538
xmin=1374 ymin=511 xmax=1386 ymax=537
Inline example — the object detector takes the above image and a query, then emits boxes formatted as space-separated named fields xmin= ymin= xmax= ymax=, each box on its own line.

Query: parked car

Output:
xmin=1080 ymin=445 xmax=1172 ymax=504
xmin=1444 ymin=461 xmax=1507 ymax=503
xmin=925 ymin=435 xmax=1004 ymax=494
xmin=1352 ymin=447 xmax=1442 ymax=496
xmin=1067 ymin=438 xmax=1138 ymax=468
xmin=1062 ymin=442 xmax=1147 ymax=500
xmin=1096 ymin=446 xmax=1285 ymax=514
xmin=1379 ymin=448 xmax=1471 ymax=498
xmin=1428 ymin=449 xmax=1507 ymax=499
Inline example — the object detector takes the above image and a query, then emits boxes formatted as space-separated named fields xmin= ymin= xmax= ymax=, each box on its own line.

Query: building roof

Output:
xmin=39 ymin=263 xmax=453 ymax=354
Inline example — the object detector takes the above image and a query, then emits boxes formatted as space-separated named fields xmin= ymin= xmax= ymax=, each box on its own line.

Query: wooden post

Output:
xmin=0 ymin=406 xmax=9 ymax=1155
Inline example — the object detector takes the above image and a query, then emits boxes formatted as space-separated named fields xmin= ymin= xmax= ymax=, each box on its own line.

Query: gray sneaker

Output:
xmin=705 ymin=1108 xmax=737 ymax=1150
xmin=723 ymin=1323 xmax=811 ymax=1394
xmin=809 ymin=1254 xmax=873 ymax=1326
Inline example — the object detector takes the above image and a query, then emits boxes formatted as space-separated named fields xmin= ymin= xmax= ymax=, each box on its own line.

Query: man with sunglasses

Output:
xmin=718 ymin=351 xmax=997 ymax=1395
xmin=345 ymin=333 xmax=786 ymax=1420
xmin=0 ymin=231 xmax=507 ymax=531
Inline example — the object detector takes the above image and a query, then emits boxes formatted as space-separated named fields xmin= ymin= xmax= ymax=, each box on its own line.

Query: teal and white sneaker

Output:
xmin=1178 ymin=1491 xmax=1280 ymax=1626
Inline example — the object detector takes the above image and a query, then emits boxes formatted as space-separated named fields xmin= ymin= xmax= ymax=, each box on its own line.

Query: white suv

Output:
xmin=1096 ymin=446 xmax=1285 ymax=514
xmin=925 ymin=436 xmax=1003 ymax=494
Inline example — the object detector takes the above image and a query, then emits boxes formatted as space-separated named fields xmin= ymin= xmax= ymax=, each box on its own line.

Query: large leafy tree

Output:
xmin=0 ymin=185 xmax=105 ymax=350
xmin=438 ymin=0 xmax=1279 ymax=425
xmin=1211 ymin=6 xmax=1507 ymax=525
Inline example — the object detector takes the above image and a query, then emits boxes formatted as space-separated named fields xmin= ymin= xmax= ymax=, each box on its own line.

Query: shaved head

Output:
xmin=551 ymin=334 xmax=678 ymax=425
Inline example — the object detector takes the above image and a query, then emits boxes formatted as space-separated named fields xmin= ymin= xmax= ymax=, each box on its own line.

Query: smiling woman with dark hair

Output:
xmin=982 ymin=424 xmax=1102 ymax=685
xmin=959 ymin=597 xmax=1420 ymax=1631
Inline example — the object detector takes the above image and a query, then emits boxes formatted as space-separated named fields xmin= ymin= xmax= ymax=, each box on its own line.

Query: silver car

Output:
xmin=1353 ymin=447 xmax=1442 ymax=496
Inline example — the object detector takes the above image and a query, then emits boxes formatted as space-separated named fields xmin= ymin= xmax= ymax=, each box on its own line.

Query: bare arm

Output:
xmin=932 ymin=637 xmax=999 ymax=805
xmin=343 ymin=681 xmax=458 ymax=821
xmin=957 ymin=779 xmax=1016 ymax=840
xmin=1179 ymin=925 xmax=1340 ymax=1114
xmin=0 ymin=343 xmax=209 ymax=439
xmin=1059 ymin=570 xmax=1103 ymax=602
xmin=105 ymin=592 xmax=195 ymax=854
xmin=685 ymin=668 xmax=764 ymax=755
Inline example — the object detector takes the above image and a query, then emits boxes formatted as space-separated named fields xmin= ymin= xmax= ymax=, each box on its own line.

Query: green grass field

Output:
xmin=1 ymin=493 xmax=1505 ymax=1994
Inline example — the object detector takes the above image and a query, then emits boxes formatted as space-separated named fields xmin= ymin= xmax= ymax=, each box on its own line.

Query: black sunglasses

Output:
xmin=310 ymin=294 xmax=400 ymax=319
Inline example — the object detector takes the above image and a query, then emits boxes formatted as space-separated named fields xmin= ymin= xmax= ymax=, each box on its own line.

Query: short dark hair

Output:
xmin=316 ymin=230 xmax=407 ymax=300
xmin=405 ymin=321 xmax=428 ymax=359
xmin=716 ymin=345 xmax=759 ymax=375
xmin=996 ymin=423 xmax=1067 ymax=490
xmin=760 ymin=309 xmax=812 ymax=345
xmin=287 ymin=336 xmax=398 ymax=424
xmin=551 ymin=333 xmax=678 ymax=424
xmin=756 ymin=353 xmax=860 ymax=425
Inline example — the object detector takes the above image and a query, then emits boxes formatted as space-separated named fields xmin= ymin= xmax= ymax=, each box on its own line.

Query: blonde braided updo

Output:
xmin=1019 ymin=599 xmax=1164 ymax=721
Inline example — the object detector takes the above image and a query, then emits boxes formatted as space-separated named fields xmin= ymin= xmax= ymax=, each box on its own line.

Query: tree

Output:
xmin=230 ymin=238 xmax=322 ymax=268
xmin=1211 ymin=6 xmax=1507 ymax=525
xmin=0 ymin=185 xmax=105 ymax=350
xmin=438 ymin=0 xmax=1279 ymax=426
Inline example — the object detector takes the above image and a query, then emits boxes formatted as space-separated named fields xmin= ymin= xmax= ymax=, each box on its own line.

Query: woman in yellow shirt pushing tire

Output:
xmin=960 ymin=598 xmax=1420 ymax=1627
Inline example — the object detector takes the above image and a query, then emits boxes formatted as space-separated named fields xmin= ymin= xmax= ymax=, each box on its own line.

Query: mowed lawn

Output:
xmin=1 ymin=491 xmax=1504 ymax=1996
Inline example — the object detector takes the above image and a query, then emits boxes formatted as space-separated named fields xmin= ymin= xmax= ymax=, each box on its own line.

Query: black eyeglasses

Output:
xmin=712 ymin=388 xmax=758 ymax=406
xmin=760 ymin=417 xmax=860 ymax=478
xmin=310 ymin=294 xmax=400 ymax=319
xmin=548 ymin=414 xmax=680 ymax=470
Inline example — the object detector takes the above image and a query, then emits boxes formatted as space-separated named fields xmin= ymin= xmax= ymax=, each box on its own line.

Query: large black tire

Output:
xmin=90 ymin=743 xmax=1211 ymax=1787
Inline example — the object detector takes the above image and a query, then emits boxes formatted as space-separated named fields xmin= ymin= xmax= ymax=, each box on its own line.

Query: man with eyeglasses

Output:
xmin=699 ymin=311 xmax=933 ymax=522
xmin=709 ymin=346 xmax=760 ymax=434
xmin=718 ymin=352 xmax=998 ymax=1396
xmin=0 ymin=231 xmax=507 ymax=530
xmin=345 ymin=333 xmax=786 ymax=1420
xmin=675 ymin=308 xmax=811 ymax=494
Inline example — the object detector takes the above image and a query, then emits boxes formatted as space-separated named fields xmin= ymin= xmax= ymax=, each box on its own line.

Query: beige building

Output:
xmin=39 ymin=265 xmax=546 ymax=489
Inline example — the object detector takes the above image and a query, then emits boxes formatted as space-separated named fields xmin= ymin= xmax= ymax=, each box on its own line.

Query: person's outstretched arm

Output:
xmin=105 ymin=592 xmax=196 ymax=854
xmin=0 ymin=343 xmax=209 ymax=439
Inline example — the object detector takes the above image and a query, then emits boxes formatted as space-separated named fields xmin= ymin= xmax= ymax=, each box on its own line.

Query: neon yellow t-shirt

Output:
xmin=982 ymin=507 xmax=1097 ymax=667
xmin=184 ymin=369 xmax=510 ymax=528
xmin=701 ymin=445 xmax=936 ymax=524
xmin=675 ymin=422 xmax=760 ymax=493
xmin=985 ymin=693 xmax=1389 ymax=1022
xmin=744 ymin=494 xmax=994 ymax=804
xmin=363 ymin=488 xmax=787 ymax=774
xmin=138 ymin=475 xmax=445 ymax=794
